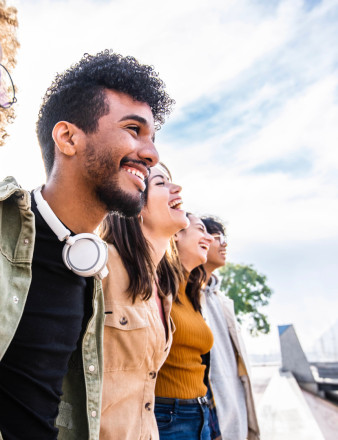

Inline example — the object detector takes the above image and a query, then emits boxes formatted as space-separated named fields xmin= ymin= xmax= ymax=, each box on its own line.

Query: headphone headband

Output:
xmin=34 ymin=186 xmax=71 ymax=242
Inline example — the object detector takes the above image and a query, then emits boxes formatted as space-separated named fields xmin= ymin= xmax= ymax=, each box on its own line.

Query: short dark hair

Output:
xmin=201 ymin=216 xmax=226 ymax=235
xmin=36 ymin=50 xmax=175 ymax=176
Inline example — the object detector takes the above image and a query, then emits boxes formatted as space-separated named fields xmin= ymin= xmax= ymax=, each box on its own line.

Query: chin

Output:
xmin=170 ymin=210 xmax=189 ymax=231
xmin=178 ymin=218 xmax=190 ymax=230
xmin=198 ymin=252 xmax=208 ymax=265
xmin=98 ymin=185 xmax=144 ymax=217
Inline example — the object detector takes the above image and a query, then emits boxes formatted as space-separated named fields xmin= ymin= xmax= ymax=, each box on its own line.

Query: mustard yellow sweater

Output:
xmin=155 ymin=283 xmax=214 ymax=399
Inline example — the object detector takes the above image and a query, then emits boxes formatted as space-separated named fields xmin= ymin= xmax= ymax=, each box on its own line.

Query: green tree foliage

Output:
xmin=218 ymin=263 xmax=273 ymax=336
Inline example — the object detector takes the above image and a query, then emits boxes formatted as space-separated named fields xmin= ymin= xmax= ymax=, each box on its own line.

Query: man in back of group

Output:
xmin=0 ymin=50 xmax=174 ymax=440
xmin=201 ymin=216 xmax=260 ymax=440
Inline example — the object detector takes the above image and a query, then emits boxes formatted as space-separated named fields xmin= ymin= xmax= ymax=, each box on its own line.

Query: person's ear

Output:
xmin=173 ymin=233 xmax=179 ymax=242
xmin=52 ymin=121 xmax=82 ymax=157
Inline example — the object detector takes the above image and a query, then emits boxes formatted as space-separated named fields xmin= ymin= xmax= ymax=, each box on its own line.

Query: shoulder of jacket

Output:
xmin=0 ymin=176 xmax=23 ymax=195
xmin=214 ymin=291 xmax=238 ymax=323
xmin=106 ymin=244 xmax=127 ymax=276
xmin=0 ymin=177 xmax=32 ymax=209
xmin=215 ymin=289 xmax=234 ymax=306
xmin=103 ymin=244 xmax=131 ymax=302
xmin=1 ymin=176 xmax=20 ymax=186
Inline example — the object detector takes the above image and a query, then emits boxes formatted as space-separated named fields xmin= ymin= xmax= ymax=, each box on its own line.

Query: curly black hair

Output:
xmin=36 ymin=50 xmax=175 ymax=176
xmin=201 ymin=215 xmax=226 ymax=235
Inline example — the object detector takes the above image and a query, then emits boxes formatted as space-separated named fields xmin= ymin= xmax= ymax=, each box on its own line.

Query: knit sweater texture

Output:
xmin=155 ymin=282 xmax=213 ymax=399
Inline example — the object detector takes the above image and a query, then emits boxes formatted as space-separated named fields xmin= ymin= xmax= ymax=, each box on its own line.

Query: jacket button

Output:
xmin=13 ymin=296 xmax=19 ymax=304
xmin=145 ymin=402 xmax=151 ymax=411
xmin=149 ymin=371 xmax=156 ymax=379
xmin=91 ymin=410 xmax=97 ymax=418
xmin=24 ymin=238 xmax=29 ymax=245
xmin=88 ymin=365 xmax=95 ymax=372
xmin=120 ymin=317 xmax=128 ymax=325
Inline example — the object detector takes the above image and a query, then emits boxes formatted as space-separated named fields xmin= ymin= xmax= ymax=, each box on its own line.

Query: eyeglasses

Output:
xmin=212 ymin=233 xmax=227 ymax=245
xmin=0 ymin=63 xmax=17 ymax=109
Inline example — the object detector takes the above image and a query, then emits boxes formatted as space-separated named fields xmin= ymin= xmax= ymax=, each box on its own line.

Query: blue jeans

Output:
xmin=206 ymin=385 xmax=221 ymax=439
xmin=155 ymin=399 xmax=211 ymax=440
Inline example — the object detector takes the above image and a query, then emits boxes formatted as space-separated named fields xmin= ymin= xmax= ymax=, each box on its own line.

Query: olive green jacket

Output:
xmin=0 ymin=176 xmax=105 ymax=440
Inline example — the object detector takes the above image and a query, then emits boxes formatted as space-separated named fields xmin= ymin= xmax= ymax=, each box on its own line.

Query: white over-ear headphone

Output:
xmin=34 ymin=186 xmax=108 ymax=280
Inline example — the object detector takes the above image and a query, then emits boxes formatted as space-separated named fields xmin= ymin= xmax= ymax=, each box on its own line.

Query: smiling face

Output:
xmin=206 ymin=232 xmax=227 ymax=270
xmin=141 ymin=166 xmax=189 ymax=238
xmin=80 ymin=89 xmax=159 ymax=216
xmin=175 ymin=214 xmax=214 ymax=272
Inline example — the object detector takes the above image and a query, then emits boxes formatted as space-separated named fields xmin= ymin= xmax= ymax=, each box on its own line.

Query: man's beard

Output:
xmin=96 ymin=180 xmax=145 ymax=217
xmin=84 ymin=142 xmax=145 ymax=217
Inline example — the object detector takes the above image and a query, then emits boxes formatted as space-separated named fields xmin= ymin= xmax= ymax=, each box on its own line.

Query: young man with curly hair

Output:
xmin=201 ymin=217 xmax=260 ymax=440
xmin=0 ymin=50 xmax=174 ymax=440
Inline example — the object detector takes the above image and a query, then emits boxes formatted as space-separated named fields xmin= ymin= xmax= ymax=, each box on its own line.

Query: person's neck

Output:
xmin=203 ymin=262 xmax=218 ymax=286
xmin=42 ymin=176 xmax=107 ymax=234
xmin=141 ymin=227 xmax=169 ymax=267
xmin=178 ymin=254 xmax=196 ymax=274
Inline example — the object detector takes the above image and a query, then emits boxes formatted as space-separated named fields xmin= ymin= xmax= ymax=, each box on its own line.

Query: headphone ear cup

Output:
xmin=62 ymin=233 xmax=108 ymax=278
xmin=34 ymin=187 xmax=108 ymax=279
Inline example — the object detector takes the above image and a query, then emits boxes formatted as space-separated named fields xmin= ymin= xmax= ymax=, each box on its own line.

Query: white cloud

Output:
xmin=236 ymin=75 xmax=338 ymax=170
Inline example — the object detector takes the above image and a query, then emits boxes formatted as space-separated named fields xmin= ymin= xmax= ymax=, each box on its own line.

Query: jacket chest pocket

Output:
xmin=104 ymin=304 xmax=149 ymax=371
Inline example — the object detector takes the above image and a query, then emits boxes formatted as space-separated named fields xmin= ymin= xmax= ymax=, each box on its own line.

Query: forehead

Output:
xmin=189 ymin=215 xmax=204 ymax=228
xmin=104 ymin=89 xmax=154 ymax=123
xmin=149 ymin=166 xmax=170 ymax=181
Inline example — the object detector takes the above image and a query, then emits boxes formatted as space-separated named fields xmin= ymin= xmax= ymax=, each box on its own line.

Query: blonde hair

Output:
xmin=0 ymin=0 xmax=19 ymax=146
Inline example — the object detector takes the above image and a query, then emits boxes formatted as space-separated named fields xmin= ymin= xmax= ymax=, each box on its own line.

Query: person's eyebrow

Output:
xmin=119 ymin=114 xmax=155 ymax=142
xmin=149 ymin=174 xmax=169 ymax=182
xmin=119 ymin=114 xmax=147 ymax=124
xmin=196 ymin=221 xmax=206 ymax=229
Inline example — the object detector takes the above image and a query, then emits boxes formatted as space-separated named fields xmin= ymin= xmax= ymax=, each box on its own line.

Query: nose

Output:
xmin=205 ymin=232 xmax=214 ymax=244
xmin=138 ymin=140 xmax=159 ymax=167
xmin=170 ymin=182 xmax=182 ymax=194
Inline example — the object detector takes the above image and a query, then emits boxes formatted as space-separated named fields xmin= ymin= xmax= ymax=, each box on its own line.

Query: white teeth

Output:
xmin=126 ymin=168 xmax=145 ymax=181
xmin=169 ymin=199 xmax=182 ymax=209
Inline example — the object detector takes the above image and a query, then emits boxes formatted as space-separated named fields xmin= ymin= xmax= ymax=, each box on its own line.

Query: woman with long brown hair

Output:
xmin=155 ymin=214 xmax=214 ymax=440
xmin=99 ymin=164 xmax=189 ymax=440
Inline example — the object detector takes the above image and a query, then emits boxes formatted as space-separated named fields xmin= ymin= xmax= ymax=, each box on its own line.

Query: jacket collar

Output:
xmin=203 ymin=273 xmax=221 ymax=296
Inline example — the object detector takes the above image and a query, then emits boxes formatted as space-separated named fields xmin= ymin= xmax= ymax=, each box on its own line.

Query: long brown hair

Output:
xmin=176 ymin=213 xmax=206 ymax=312
xmin=100 ymin=164 xmax=182 ymax=303
xmin=186 ymin=265 xmax=206 ymax=312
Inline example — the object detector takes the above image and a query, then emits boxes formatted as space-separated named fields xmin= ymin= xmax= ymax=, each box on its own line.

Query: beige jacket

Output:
xmin=100 ymin=245 xmax=174 ymax=440
xmin=201 ymin=278 xmax=260 ymax=440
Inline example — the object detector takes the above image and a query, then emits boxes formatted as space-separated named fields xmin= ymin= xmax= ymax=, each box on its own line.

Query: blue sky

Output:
xmin=2 ymin=0 xmax=338 ymax=356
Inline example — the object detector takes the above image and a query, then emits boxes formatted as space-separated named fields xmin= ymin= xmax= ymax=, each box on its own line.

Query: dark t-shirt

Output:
xmin=0 ymin=193 xmax=92 ymax=440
